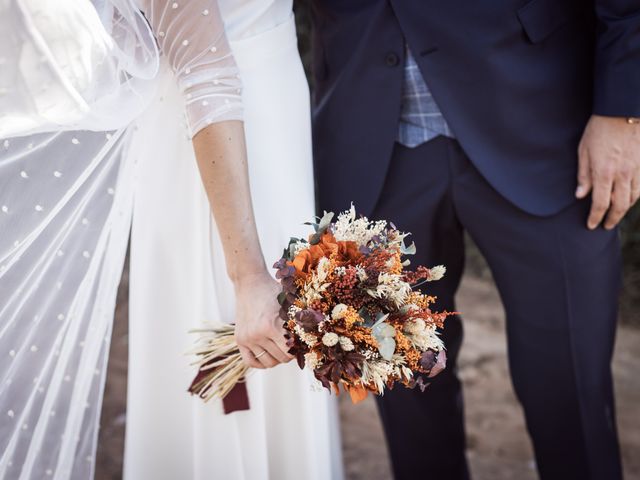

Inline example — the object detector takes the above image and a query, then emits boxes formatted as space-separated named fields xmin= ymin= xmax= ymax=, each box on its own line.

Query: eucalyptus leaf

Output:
xmin=372 ymin=322 xmax=396 ymax=363
xmin=277 ymin=291 xmax=287 ymax=306
xmin=309 ymin=232 xmax=321 ymax=245
xmin=401 ymin=241 xmax=416 ymax=255
xmin=318 ymin=211 xmax=334 ymax=233
xmin=359 ymin=307 xmax=372 ymax=326
xmin=372 ymin=322 xmax=396 ymax=339
xmin=287 ymin=238 xmax=304 ymax=259
xmin=378 ymin=337 xmax=396 ymax=361
xmin=373 ymin=312 xmax=389 ymax=327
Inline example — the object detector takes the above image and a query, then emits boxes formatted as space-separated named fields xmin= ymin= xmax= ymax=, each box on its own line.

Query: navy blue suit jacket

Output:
xmin=311 ymin=0 xmax=640 ymax=217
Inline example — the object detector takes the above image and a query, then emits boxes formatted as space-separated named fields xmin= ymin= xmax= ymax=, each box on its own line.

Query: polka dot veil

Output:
xmin=0 ymin=1 xmax=242 ymax=478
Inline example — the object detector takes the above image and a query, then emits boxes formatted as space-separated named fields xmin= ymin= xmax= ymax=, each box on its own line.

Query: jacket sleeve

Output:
xmin=592 ymin=0 xmax=640 ymax=117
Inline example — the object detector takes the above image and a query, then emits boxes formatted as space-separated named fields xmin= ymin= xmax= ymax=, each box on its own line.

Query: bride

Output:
xmin=0 ymin=1 xmax=343 ymax=479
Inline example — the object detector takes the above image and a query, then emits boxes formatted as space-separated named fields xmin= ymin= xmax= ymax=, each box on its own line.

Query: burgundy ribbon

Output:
xmin=222 ymin=382 xmax=250 ymax=414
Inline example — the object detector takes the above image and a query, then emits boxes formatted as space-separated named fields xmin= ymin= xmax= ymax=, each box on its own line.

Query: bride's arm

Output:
xmin=192 ymin=123 xmax=293 ymax=369
xmin=141 ymin=0 xmax=292 ymax=369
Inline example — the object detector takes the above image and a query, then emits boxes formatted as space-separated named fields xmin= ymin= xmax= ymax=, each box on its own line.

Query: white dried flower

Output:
xmin=404 ymin=324 xmax=445 ymax=351
xmin=355 ymin=265 xmax=368 ymax=281
xmin=294 ymin=325 xmax=318 ymax=347
xmin=288 ymin=305 xmax=302 ymax=319
xmin=332 ymin=204 xmax=357 ymax=239
xmin=291 ymin=241 xmax=309 ymax=257
xmin=301 ymin=266 xmax=331 ymax=306
xmin=391 ymin=353 xmax=408 ymax=365
xmin=371 ymin=273 xmax=412 ymax=307
xmin=403 ymin=318 xmax=426 ymax=335
xmin=401 ymin=366 xmax=414 ymax=382
xmin=305 ymin=351 xmax=321 ymax=370
xmin=331 ymin=303 xmax=348 ymax=320
xmin=322 ymin=332 xmax=339 ymax=347
xmin=334 ymin=266 xmax=347 ymax=276
xmin=363 ymin=349 xmax=379 ymax=360
xmin=428 ymin=265 xmax=446 ymax=281
xmin=316 ymin=257 xmax=332 ymax=283
xmin=361 ymin=359 xmax=395 ymax=395
xmin=332 ymin=204 xmax=387 ymax=246
xmin=339 ymin=336 xmax=355 ymax=351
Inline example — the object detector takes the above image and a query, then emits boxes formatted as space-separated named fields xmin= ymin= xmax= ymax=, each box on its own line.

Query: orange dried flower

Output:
xmin=335 ymin=324 xmax=378 ymax=349
xmin=309 ymin=299 xmax=330 ymax=314
xmin=387 ymin=251 xmax=403 ymax=275
xmin=342 ymin=307 xmax=362 ymax=328
xmin=394 ymin=330 xmax=412 ymax=352
xmin=347 ymin=384 xmax=369 ymax=404
xmin=290 ymin=232 xmax=363 ymax=280
xmin=405 ymin=349 xmax=421 ymax=371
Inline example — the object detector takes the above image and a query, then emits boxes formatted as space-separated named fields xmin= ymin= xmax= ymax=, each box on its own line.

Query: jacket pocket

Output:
xmin=517 ymin=0 xmax=573 ymax=43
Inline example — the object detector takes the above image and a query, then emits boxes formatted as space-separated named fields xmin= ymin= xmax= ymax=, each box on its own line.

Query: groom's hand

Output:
xmin=576 ymin=115 xmax=640 ymax=230
xmin=233 ymin=272 xmax=294 ymax=369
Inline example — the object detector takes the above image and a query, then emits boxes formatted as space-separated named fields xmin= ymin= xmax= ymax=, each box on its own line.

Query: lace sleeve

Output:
xmin=138 ymin=0 xmax=242 ymax=137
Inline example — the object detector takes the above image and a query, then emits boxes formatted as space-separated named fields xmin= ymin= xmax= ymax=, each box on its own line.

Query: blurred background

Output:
xmin=96 ymin=2 xmax=640 ymax=479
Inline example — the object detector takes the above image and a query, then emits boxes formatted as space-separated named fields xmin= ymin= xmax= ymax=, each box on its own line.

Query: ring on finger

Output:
xmin=254 ymin=350 xmax=267 ymax=360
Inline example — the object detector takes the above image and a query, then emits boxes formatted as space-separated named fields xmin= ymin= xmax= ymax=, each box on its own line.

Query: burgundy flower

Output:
xmin=419 ymin=350 xmax=437 ymax=371
xmin=419 ymin=350 xmax=447 ymax=378
xmin=295 ymin=309 xmax=324 ymax=332
xmin=277 ymin=291 xmax=297 ymax=320
xmin=429 ymin=349 xmax=447 ymax=378
xmin=313 ymin=348 xmax=365 ymax=391
xmin=284 ymin=332 xmax=308 ymax=369
xmin=280 ymin=276 xmax=297 ymax=294
xmin=274 ymin=258 xmax=296 ymax=280
xmin=415 ymin=376 xmax=430 ymax=392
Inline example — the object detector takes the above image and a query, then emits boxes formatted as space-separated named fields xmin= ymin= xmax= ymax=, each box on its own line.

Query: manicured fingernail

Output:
xmin=576 ymin=186 xmax=584 ymax=197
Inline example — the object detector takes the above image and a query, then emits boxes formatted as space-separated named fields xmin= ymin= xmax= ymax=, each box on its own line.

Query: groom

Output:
xmin=310 ymin=1 xmax=640 ymax=479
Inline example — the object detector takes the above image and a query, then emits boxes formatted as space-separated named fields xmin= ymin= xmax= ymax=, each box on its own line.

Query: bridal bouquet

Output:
xmin=188 ymin=206 xmax=451 ymax=405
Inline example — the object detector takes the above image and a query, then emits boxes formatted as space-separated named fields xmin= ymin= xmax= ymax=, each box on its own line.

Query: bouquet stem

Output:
xmin=187 ymin=324 xmax=249 ymax=403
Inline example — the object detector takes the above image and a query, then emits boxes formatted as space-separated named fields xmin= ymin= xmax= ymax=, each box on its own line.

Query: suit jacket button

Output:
xmin=385 ymin=52 xmax=400 ymax=67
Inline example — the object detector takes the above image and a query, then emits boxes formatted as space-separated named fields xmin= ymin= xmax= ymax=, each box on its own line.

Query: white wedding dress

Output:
xmin=125 ymin=2 xmax=344 ymax=479
xmin=0 ymin=1 xmax=343 ymax=479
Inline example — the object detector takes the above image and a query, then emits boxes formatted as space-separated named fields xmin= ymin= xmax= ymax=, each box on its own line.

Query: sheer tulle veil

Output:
xmin=0 ymin=1 xmax=160 ymax=477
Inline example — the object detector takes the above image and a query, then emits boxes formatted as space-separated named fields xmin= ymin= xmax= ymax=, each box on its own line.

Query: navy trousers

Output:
xmin=372 ymin=136 xmax=622 ymax=480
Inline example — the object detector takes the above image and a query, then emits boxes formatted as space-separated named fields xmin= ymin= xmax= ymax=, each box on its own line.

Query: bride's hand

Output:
xmin=233 ymin=272 xmax=294 ymax=369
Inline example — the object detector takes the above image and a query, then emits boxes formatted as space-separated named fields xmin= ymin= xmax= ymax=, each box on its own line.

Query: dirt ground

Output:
xmin=97 ymin=263 xmax=640 ymax=480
